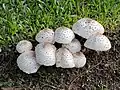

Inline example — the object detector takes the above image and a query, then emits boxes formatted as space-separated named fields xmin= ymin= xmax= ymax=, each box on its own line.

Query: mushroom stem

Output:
xmin=0 ymin=48 xmax=1 ymax=52
xmin=96 ymin=51 xmax=100 ymax=55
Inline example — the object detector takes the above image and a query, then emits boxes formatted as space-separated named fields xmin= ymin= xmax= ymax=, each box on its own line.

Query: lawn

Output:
xmin=0 ymin=0 xmax=120 ymax=49
xmin=0 ymin=0 xmax=120 ymax=90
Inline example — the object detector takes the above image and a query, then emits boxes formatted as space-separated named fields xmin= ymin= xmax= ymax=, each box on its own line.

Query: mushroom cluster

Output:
xmin=16 ymin=40 xmax=40 ymax=74
xmin=16 ymin=18 xmax=111 ymax=74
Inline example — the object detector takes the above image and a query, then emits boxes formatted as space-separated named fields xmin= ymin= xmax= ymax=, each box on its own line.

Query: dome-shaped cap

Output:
xmin=16 ymin=40 xmax=32 ymax=53
xmin=56 ymin=48 xmax=75 ymax=68
xmin=73 ymin=52 xmax=86 ymax=68
xmin=72 ymin=18 xmax=104 ymax=39
xmin=35 ymin=28 xmax=55 ymax=44
xmin=84 ymin=34 xmax=111 ymax=51
xmin=62 ymin=39 xmax=81 ymax=53
xmin=35 ymin=43 xmax=56 ymax=66
xmin=55 ymin=26 xmax=75 ymax=44
xmin=17 ymin=51 xmax=40 ymax=74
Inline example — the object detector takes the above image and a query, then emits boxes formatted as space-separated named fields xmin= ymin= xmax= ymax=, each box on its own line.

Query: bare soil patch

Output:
xmin=0 ymin=30 xmax=120 ymax=90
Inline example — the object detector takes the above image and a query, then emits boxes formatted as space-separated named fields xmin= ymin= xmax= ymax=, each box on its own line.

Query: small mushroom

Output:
xmin=35 ymin=28 xmax=55 ymax=44
xmin=17 ymin=51 xmax=40 ymax=74
xmin=35 ymin=43 xmax=56 ymax=66
xmin=16 ymin=40 xmax=32 ymax=53
xmin=56 ymin=48 xmax=75 ymax=68
xmin=62 ymin=39 xmax=81 ymax=53
xmin=72 ymin=18 xmax=104 ymax=39
xmin=73 ymin=52 xmax=86 ymax=68
xmin=55 ymin=26 xmax=75 ymax=44
xmin=84 ymin=34 xmax=111 ymax=51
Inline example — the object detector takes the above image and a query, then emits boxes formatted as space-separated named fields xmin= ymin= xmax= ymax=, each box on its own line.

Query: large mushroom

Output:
xmin=35 ymin=28 xmax=55 ymax=44
xmin=17 ymin=51 xmax=40 ymax=74
xmin=16 ymin=40 xmax=32 ymax=53
xmin=55 ymin=26 xmax=75 ymax=44
xmin=84 ymin=34 xmax=111 ymax=51
xmin=35 ymin=43 xmax=56 ymax=66
xmin=62 ymin=39 xmax=81 ymax=53
xmin=56 ymin=48 xmax=75 ymax=68
xmin=73 ymin=52 xmax=86 ymax=68
xmin=72 ymin=18 xmax=104 ymax=39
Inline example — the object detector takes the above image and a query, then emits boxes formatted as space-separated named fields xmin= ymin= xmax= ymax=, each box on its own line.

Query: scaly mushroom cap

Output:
xmin=62 ymin=39 xmax=81 ymax=53
xmin=16 ymin=40 xmax=32 ymax=53
xmin=17 ymin=51 xmax=40 ymax=74
xmin=73 ymin=52 xmax=86 ymax=68
xmin=56 ymin=48 xmax=75 ymax=68
xmin=84 ymin=34 xmax=111 ymax=51
xmin=72 ymin=18 xmax=104 ymax=39
xmin=35 ymin=43 xmax=56 ymax=66
xmin=35 ymin=28 xmax=54 ymax=44
xmin=55 ymin=26 xmax=75 ymax=44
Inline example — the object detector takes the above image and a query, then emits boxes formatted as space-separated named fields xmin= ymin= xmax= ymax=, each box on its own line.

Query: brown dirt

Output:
xmin=0 ymin=30 xmax=120 ymax=90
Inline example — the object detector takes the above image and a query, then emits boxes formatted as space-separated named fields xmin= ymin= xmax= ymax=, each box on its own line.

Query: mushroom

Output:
xmin=56 ymin=48 xmax=75 ymax=68
xmin=35 ymin=43 xmax=56 ymax=66
xmin=55 ymin=26 xmax=75 ymax=44
xmin=35 ymin=28 xmax=55 ymax=44
xmin=84 ymin=34 xmax=111 ymax=51
xmin=72 ymin=18 xmax=104 ymax=39
xmin=17 ymin=51 xmax=40 ymax=74
xmin=73 ymin=52 xmax=86 ymax=68
xmin=16 ymin=40 xmax=32 ymax=53
xmin=62 ymin=39 xmax=81 ymax=53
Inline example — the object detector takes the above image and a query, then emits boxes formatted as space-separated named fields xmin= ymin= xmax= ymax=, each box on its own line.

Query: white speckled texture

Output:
xmin=73 ymin=52 xmax=86 ymax=68
xmin=35 ymin=43 xmax=56 ymax=66
xmin=55 ymin=26 xmax=75 ymax=44
xmin=17 ymin=51 xmax=40 ymax=74
xmin=16 ymin=40 xmax=32 ymax=53
xmin=84 ymin=34 xmax=111 ymax=51
xmin=56 ymin=48 xmax=75 ymax=68
xmin=35 ymin=28 xmax=55 ymax=44
xmin=72 ymin=18 xmax=104 ymax=39
xmin=62 ymin=39 xmax=81 ymax=53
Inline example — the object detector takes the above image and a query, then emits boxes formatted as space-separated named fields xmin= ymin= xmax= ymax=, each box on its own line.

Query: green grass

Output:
xmin=0 ymin=0 xmax=120 ymax=49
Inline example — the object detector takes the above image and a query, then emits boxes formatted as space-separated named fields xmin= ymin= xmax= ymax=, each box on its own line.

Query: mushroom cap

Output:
xmin=84 ymin=34 xmax=111 ymax=51
xmin=35 ymin=43 xmax=56 ymax=66
xmin=35 ymin=28 xmax=55 ymax=44
xmin=55 ymin=26 xmax=75 ymax=44
xmin=16 ymin=40 xmax=32 ymax=53
xmin=17 ymin=51 xmax=40 ymax=74
xmin=73 ymin=52 xmax=86 ymax=68
xmin=62 ymin=39 xmax=81 ymax=53
xmin=72 ymin=18 xmax=104 ymax=39
xmin=56 ymin=48 xmax=75 ymax=68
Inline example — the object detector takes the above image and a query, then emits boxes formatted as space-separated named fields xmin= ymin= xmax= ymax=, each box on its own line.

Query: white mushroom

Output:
xmin=16 ymin=40 xmax=32 ymax=53
xmin=72 ymin=18 xmax=104 ymax=39
xmin=56 ymin=48 xmax=75 ymax=68
xmin=84 ymin=34 xmax=111 ymax=51
xmin=17 ymin=51 xmax=40 ymax=74
xmin=35 ymin=28 xmax=55 ymax=44
xmin=35 ymin=43 xmax=56 ymax=66
xmin=73 ymin=52 xmax=86 ymax=68
xmin=62 ymin=39 xmax=81 ymax=53
xmin=55 ymin=26 xmax=75 ymax=44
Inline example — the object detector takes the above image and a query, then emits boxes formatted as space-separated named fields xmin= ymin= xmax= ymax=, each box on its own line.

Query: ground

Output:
xmin=0 ymin=29 xmax=119 ymax=90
